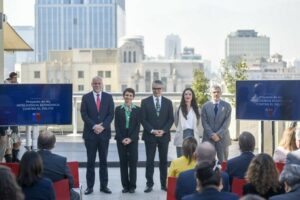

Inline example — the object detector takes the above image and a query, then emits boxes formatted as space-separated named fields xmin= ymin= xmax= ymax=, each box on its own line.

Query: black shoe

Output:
xmin=100 ymin=187 xmax=112 ymax=194
xmin=144 ymin=186 xmax=153 ymax=193
xmin=129 ymin=189 xmax=135 ymax=193
xmin=122 ymin=188 xmax=129 ymax=193
xmin=161 ymin=186 xmax=167 ymax=191
xmin=84 ymin=188 xmax=93 ymax=195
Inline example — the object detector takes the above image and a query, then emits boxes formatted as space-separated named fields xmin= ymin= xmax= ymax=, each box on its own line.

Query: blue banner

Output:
xmin=0 ymin=84 xmax=72 ymax=126
xmin=236 ymin=80 xmax=300 ymax=121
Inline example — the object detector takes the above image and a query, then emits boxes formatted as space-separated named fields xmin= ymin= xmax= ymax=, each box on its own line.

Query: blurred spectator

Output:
xmin=182 ymin=161 xmax=238 ymax=200
xmin=38 ymin=130 xmax=80 ymax=200
xmin=0 ymin=165 xmax=24 ymax=200
xmin=270 ymin=164 xmax=300 ymax=200
xmin=168 ymin=137 xmax=197 ymax=177
xmin=240 ymin=194 xmax=265 ymax=200
xmin=243 ymin=153 xmax=285 ymax=199
xmin=17 ymin=151 xmax=55 ymax=200
xmin=226 ymin=131 xmax=255 ymax=186
xmin=285 ymin=128 xmax=300 ymax=165
xmin=273 ymin=127 xmax=297 ymax=163
xmin=175 ymin=142 xmax=230 ymax=200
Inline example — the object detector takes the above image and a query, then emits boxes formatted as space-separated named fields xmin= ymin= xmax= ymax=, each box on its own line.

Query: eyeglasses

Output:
xmin=152 ymin=88 xmax=162 ymax=90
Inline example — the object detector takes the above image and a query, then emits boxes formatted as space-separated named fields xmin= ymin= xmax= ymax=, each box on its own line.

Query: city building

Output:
xmin=225 ymin=30 xmax=270 ymax=66
xmin=35 ymin=0 xmax=125 ymax=61
xmin=165 ymin=34 xmax=181 ymax=59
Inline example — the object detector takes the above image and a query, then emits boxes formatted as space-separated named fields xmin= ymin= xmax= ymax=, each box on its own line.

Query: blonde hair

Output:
xmin=278 ymin=127 xmax=297 ymax=151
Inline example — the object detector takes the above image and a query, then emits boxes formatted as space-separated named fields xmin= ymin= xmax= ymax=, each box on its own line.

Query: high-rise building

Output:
xmin=225 ymin=30 xmax=270 ymax=65
xmin=165 ymin=34 xmax=181 ymax=59
xmin=35 ymin=0 xmax=125 ymax=61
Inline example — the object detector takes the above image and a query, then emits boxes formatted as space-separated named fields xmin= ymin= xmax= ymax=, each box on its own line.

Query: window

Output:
xmin=98 ymin=71 xmax=104 ymax=77
xmin=128 ymin=51 xmax=132 ymax=63
xmin=123 ymin=51 xmax=127 ymax=63
xmin=135 ymin=84 xmax=139 ymax=92
xmin=78 ymin=71 xmax=84 ymax=78
xmin=78 ymin=85 xmax=84 ymax=91
xmin=153 ymin=72 xmax=159 ymax=81
xmin=34 ymin=71 xmax=40 ymax=79
xmin=145 ymin=70 xmax=151 ymax=92
xmin=105 ymin=85 xmax=111 ymax=92
xmin=133 ymin=51 xmax=136 ymax=63
xmin=121 ymin=84 xmax=127 ymax=92
xmin=105 ymin=71 xmax=111 ymax=78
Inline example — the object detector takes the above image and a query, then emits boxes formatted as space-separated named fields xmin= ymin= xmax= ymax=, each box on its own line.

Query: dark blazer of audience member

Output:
xmin=243 ymin=153 xmax=285 ymax=199
xmin=17 ymin=151 xmax=55 ymax=200
xmin=141 ymin=80 xmax=174 ymax=192
xmin=175 ymin=142 xmax=230 ymax=200
xmin=201 ymin=85 xmax=232 ymax=162
xmin=114 ymin=88 xmax=141 ymax=193
xmin=0 ymin=165 xmax=24 ymax=200
xmin=80 ymin=76 xmax=114 ymax=194
xmin=182 ymin=161 xmax=239 ymax=200
xmin=37 ymin=130 xmax=79 ymax=200
xmin=226 ymin=131 xmax=255 ymax=186
xmin=270 ymin=164 xmax=300 ymax=200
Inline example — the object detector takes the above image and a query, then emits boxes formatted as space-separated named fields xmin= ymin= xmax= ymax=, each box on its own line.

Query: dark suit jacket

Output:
xmin=22 ymin=178 xmax=55 ymax=200
xmin=182 ymin=188 xmax=239 ymax=200
xmin=270 ymin=186 xmax=300 ymax=200
xmin=80 ymin=91 xmax=114 ymax=140
xmin=38 ymin=150 xmax=74 ymax=189
xmin=114 ymin=105 xmax=141 ymax=142
xmin=175 ymin=168 xmax=230 ymax=200
xmin=226 ymin=151 xmax=255 ymax=185
xmin=141 ymin=96 xmax=174 ymax=142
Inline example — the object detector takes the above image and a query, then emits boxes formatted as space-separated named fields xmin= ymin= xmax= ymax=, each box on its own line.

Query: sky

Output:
xmin=4 ymin=0 xmax=300 ymax=67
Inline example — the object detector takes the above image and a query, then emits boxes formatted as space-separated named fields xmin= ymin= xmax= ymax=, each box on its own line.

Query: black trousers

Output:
xmin=145 ymin=139 xmax=169 ymax=187
xmin=117 ymin=140 xmax=138 ymax=190
xmin=84 ymin=138 xmax=109 ymax=189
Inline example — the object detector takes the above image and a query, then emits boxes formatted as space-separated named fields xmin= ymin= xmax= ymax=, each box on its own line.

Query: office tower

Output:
xmin=165 ymin=34 xmax=181 ymax=59
xmin=35 ymin=0 xmax=125 ymax=61
xmin=225 ymin=30 xmax=270 ymax=64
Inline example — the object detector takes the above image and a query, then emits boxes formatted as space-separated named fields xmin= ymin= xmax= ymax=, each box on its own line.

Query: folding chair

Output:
xmin=166 ymin=176 xmax=177 ymax=200
xmin=232 ymin=177 xmax=246 ymax=197
xmin=53 ymin=179 xmax=70 ymax=200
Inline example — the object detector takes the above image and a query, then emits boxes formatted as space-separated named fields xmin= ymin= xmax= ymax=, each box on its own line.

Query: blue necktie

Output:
xmin=214 ymin=104 xmax=218 ymax=115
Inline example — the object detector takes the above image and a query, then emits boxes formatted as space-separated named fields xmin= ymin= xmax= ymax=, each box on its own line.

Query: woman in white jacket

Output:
xmin=174 ymin=88 xmax=203 ymax=157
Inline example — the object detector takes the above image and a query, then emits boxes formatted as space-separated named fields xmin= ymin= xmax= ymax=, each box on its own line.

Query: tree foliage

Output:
xmin=192 ymin=69 xmax=210 ymax=107
xmin=222 ymin=60 xmax=248 ymax=105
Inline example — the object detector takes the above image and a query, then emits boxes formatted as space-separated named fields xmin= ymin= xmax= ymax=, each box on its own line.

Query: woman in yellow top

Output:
xmin=168 ymin=137 xmax=198 ymax=177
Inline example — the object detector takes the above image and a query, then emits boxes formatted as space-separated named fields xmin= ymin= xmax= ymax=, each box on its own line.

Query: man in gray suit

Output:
xmin=201 ymin=85 xmax=231 ymax=162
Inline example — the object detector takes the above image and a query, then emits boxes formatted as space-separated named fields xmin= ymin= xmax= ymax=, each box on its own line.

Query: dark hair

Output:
xmin=152 ymin=80 xmax=164 ymax=87
xmin=123 ymin=88 xmax=135 ymax=97
xmin=239 ymin=131 xmax=255 ymax=152
xmin=0 ymin=166 xmax=24 ymax=200
xmin=182 ymin=137 xmax=198 ymax=164
xmin=9 ymin=72 xmax=17 ymax=79
xmin=195 ymin=161 xmax=221 ymax=188
xmin=179 ymin=88 xmax=200 ymax=121
xmin=18 ymin=151 xmax=43 ymax=187
xmin=38 ymin=130 xmax=56 ymax=150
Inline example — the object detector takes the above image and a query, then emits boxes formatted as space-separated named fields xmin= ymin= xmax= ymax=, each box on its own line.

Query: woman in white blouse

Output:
xmin=174 ymin=88 xmax=203 ymax=157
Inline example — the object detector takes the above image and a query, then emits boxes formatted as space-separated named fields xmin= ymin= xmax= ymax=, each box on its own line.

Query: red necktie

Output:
xmin=96 ymin=94 xmax=101 ymax=112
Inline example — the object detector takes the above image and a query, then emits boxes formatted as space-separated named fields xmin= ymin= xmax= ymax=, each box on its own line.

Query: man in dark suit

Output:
xmin=141 ymin=80 xmax=174 ymax=193
xmin=201 ymin=84 xmax=232 ymax=162
xmin=37 ymin=130 xmax=80 ymax=200
xmin=80 ymin=76 xmax=114 ymax=195
xmin=175 ymin=142 xmax=230 ymax=200
xmin=226 ymin=131 xmax=255 ymax=186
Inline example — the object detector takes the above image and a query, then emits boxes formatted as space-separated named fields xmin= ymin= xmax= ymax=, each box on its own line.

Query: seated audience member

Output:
xmin=17 ymin=151 xmax=55 ymax=200
xmin=175 ymin=142 xmax=230 ymax=200
xmin=182 ymin=161 xmax=239 ymax=200
xmin=273 ymin=127 xmax=297 ymax=163
xmin=270 ymin=164 xmax=300 ymax=200
xmin=243 ymin=153 xmax=285 ymax=199
xmin=37 ymin=130 xmax=80 ymax=200
xmin=226 ymin=131 xmax=255 ymax=186
xmin=286 ymin=128 xmax=300 ymax=165
xmin=168 ymin=137 xmax=197 ymax=177
xmin=0 ymin=165 xmax=24 ymax=200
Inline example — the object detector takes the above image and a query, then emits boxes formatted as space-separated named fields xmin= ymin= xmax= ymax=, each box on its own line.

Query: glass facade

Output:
xmin=35 ymin=0 xmax=125 ymax=61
